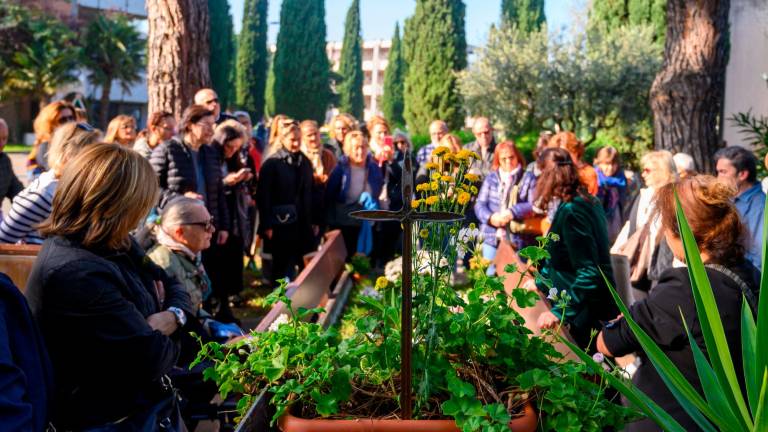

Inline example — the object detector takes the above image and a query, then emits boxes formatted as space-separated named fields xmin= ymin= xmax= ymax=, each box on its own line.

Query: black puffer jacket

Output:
xmin=25 ymin=236 xmax=193 ymax=430
xmin=150 ymin=138 xmax=230 ymax=231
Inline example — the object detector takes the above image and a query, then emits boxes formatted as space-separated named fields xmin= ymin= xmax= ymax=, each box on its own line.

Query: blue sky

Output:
xmin=229 ymin=0 xmax=585 ymax=46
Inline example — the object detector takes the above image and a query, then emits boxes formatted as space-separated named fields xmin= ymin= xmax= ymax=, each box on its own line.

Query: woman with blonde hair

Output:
xmin=552 ymin=131 xmax=598 ymax=195
xmin=257 ymin=118 xmax=316 ymax=284
xmin=367 ymin=115 xmax=390 ymax=160
xmin=104 ymin=114 xmax=137 ymax=148
xmin=264 ymin=114 xmax=287 ymax=158
xmin=598 ymin=175 xmax=758 ymax=431
xmin=25 ymin=144 xmax=192 ymax=430
xmin=27 ymin=100 xmax=77 ymax=180
xmin=326 ymin=131 xmax=383 ymax=258
xmin=0 ymin=123 xmax=101 ymax=244
xmin=612 ymin=150 xmax=678 ymax=296
xmin=330 ymin=113 xmax=357 ymax=158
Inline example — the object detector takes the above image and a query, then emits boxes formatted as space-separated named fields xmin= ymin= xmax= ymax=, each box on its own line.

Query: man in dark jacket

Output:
xmin=0 ymin=272 xmax=53 ymax=432
xmin=0 ymin=119 xmax=24 ymax=208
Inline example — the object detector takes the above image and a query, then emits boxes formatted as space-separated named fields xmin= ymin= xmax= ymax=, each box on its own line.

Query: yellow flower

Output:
xmin=469 ymin=223 xmax=477 ymax=230
xmin=424 ymin=162 xmax=439 ymax=171
xmin=430 ymin=181 xmax=439 ymax=191
xmin=375 ymin=276 xmax=389 ymax=289
xmin=464 ymin=173 xmax=480 ymax=183
xmin=470 ymin=185 xmax=479 ymax=195
xmin=456 ymin=149 xmax=471 ymax=161
xmin=440 ymin=175 xmax=453 ymax=182
xmin=457 ymin=191 xmax=471 ymax=206
xmin=411 ymin=199 xmax=422 ymax=209
xmin=470 ymin=151 xmax=481 ymax=160
xmin=432 ymin=146 xmax=449 ymax=157
xmin=419 ymin=228 xmax=429 ymax=239
xmin=425 ymin=195 xmax=439 ymax=206
xmin=431 ymin=172 xmax=441 ymax=180
xmin=416 ymin=183 xmax=429 ymax=192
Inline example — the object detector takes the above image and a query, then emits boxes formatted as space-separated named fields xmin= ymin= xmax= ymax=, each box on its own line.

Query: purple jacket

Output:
xmin=474 ymin=169 xmax=537 ymax=248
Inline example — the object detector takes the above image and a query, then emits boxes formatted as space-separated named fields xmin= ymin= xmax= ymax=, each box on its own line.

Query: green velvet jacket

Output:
xmin=538 ymin=196 xmax=618 ymax=342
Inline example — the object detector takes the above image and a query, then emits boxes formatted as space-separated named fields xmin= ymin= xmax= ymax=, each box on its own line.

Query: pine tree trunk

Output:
xmin=99 ymin=77 xmax=112 ymax=129
xmin=649 ymin=0 xmax=729 ymax=173
xmin=146 ymin=0 xmax=211 ymax=118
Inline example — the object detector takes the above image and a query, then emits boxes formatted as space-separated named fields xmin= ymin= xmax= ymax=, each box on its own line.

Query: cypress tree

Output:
xmin=208 ymin=0 xmax=236 ymax=109
xmin=337 ymin=0 xmax=364 ymax=119
xmin=403 ymin=0 xmax=467 ymax=135
xmin=264 ymin=53 xmax=276 ymax=118
xmin=381 ymin=23 xmax=405 ymax=127
xmin=500 ymin=0 xmax=546 ymax=33
xmin=589 ymin=0 xmax=666 ymax=44
xmin=273 ymin=0 xmax=331 ymax=122
xmin=236 ymin=0 xmax=269 ymax=121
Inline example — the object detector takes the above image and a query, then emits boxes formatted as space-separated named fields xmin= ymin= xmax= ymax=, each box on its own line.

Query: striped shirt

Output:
xmin=0 ymin=170 xmax=57 ymax=244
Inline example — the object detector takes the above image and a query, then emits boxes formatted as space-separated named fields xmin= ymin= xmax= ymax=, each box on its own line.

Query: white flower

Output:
xmin=384 ymin=257 xmax=403 ymax=282
xmin=592 ymin=352 xmax=605 ymax=363
xmin=268 ymin=314 xmax=290 ymax=331
xmin=547 ymin=288 xmax=558 ymax=300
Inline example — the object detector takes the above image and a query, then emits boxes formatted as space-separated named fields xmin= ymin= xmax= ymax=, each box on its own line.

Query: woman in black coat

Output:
xmin=257 ymin=118 xmax=315 ymax=284
xmin=597 ymin=175 xmax=760 ymax=431
xmin=25 ymin=144 xmax=193 ymax=430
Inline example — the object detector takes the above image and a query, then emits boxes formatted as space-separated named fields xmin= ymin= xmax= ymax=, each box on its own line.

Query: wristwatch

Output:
xmin=167 ymin=306 xmax=187 ymax=327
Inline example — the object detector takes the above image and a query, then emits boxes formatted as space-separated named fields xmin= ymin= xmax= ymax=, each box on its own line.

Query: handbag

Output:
xmin=271 ymin=204 xmax=297 ymax=226
xmin=616 ymin=223 xmax=652 ymax=284
xmin=81 ymin=376 xmax=187 ymax=432
xmin=505 ymin=182 xmax=545 ymax=236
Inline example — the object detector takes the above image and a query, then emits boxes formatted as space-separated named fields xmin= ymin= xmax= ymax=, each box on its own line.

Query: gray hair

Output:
xmin=393 ymin=129 xmax=411 ymax=147
xmin=673 ymin=152 xmax=695 ymax=174
xmin=232 ymin=111 xmax=251 ymax=122
xmin=159 ymin=197 xmax=207 ymax=229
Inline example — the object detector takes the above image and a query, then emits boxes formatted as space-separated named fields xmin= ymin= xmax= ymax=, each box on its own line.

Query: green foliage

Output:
xmin=209 ymin=0 xmax=236 ymax=109
xmin=459 ymin=24 xmax=661 ymax=146
xmin=381 ymin=23 xmax=406 ymax=127
xmin=564 ymin=197 xmax=768 ymax=431
xmin=403 ymin=0 xmax=467 ymax=135
xmin=236 ymin=0 xmax=269 ymax=120
xmin=589 ymin=0 xmax=666 ymax=46
xmin=729 ymin=111 xmax=768 ymax=179
xmin=0 ymin=4 xmax=80 ymax=103
xmin=264 ymin=54 xmax=276 ymax=118
xmin=337 ymin=0 xmax=364 ymax=120
xmin=500 ymin=0 xmax=545 ymax=33
xmin=273 ymin=0 xmax=331 ymax=123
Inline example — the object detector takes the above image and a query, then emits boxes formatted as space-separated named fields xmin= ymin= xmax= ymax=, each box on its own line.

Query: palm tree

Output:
xmin=81 ymin=14 xmax=145 ymax=128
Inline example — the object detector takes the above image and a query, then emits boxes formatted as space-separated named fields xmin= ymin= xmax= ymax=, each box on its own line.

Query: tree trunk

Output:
xmin=649 ymin=0 xmax=730 ymax=174
xmin=99 ymin=77 xmax=112 ymax=130
xmin=146 ymin=0 xmax=211 ymax=118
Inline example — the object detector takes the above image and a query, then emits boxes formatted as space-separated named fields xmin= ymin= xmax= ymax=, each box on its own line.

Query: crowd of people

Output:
xmin=0 ymin=90 xmax=765 ymax=431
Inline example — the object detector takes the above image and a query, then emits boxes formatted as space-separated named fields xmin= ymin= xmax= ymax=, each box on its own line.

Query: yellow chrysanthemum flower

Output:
xmin=425 ymin=195 xmax=439 ymax=206
xmin=415 ymin=183 xmax=429 ymax=192
xmin=440 ymin=175 xmax=453 ymax=182
xmin=431 ymin=172 xmax=441 ymax=180
xmin=464 ymin=173 xmax=480 ymax=183
xmin=470 ymin=185 xmax=479 ymax=195
xmin=411 ymin=199 xmax=422 ymax=209
xmin=456 ymin=149 xmax=471 ymax=161
xmin=419 ymin=228 xmax=429 ymax=239
xmin=457 ymin=191 xmax=471 ymax=206
xmin=375 ymin=276 xmax=389 ymax=289
xmin=424 ymin=162 xmax=439 ymax=171
xmin=430 ymin=181 xmax=439 ymax=191
xmin=432 ymin=146 xmax=449 ymax=157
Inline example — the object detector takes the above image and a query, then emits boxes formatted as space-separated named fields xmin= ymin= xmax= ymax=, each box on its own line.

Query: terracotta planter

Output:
xmin=278 ymin=401 xmax=537 ymax=432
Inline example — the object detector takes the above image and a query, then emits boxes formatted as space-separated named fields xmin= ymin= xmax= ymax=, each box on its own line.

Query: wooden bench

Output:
xmin=254 ymin=229 xmax=353 ymax=332
xmin=0 ymin=244 xmax=41 ymax=292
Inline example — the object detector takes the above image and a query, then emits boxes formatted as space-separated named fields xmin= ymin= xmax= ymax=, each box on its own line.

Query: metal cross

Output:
xmin=351 ymin=151 xmax=462 ymax=419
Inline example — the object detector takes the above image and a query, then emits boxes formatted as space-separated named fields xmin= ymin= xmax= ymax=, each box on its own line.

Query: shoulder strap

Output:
xmin=705 ymin=264 xmax=758 ymax=316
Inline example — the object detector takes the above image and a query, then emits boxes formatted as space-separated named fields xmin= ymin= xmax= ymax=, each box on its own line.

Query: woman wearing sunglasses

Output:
xmin=0 ymin=122 xmax=101 ymax=244
xmin=27 ymin=100 xmax=77 ymax=181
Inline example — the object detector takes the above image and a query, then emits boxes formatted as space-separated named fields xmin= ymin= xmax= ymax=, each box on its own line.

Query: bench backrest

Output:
xmin=0 ymin=244 xmax=41 ymax=293
xmin=255 ymin=230 xmax=347 ymax=332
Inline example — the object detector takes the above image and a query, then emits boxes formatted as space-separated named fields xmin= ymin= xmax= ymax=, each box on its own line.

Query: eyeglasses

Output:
xmin=184 ymin=218 xmax=215 ymax=231
xmin=58 ymin=115 xmax=76 ymax=124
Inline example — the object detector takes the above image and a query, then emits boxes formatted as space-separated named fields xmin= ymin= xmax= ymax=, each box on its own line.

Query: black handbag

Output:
xmin=271 ymin=204 xmax=298 ymax=225
xmin=81 ymin=376 xmax=187 ymax=432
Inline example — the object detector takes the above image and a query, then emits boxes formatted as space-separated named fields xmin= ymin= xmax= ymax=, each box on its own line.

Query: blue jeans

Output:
xmin=482 ymin=243 xmax=497 ymax=276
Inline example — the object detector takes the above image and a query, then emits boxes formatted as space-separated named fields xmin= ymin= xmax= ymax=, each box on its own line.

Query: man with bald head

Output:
xmin=0 ymin=119 xmax=24 ymax=209
xmin=193 ymin=88 xmax=235 ymax=124
xmin=464 ymin=117 xmax=496 ymax=180
xmin=415 ymin=119 xmax=449 ymax=168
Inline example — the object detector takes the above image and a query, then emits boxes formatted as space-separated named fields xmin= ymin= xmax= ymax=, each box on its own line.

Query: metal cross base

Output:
xmin=350 ymin=151 xmax=462 ymax=419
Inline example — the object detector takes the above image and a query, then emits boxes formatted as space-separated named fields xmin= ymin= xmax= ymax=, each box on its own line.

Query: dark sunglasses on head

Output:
xmin=205 ymin=98 xmax=219 ymax=105
xmin=75 ymin=122 xmax=95 ymax=132
xmin=58 ymin=115 xmax=76 ymax=124
xmin=184 ymin=219 xmax=215 ymax=231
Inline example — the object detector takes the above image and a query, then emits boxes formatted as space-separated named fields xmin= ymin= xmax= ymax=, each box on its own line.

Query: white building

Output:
xmin=723 ymin=0 xmax=768 ymax=149
xmin=326 ymin=39 xmax=391 ymax=121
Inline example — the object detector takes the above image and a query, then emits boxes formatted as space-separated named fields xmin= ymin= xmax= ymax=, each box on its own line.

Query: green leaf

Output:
xmin=310 ymin=389 xmax=338 ymax=417
xmin=447 ymin=374 xmax=476 ymax=398
xmin=676 ymin=193 xmax=753 ymax=429
xmin=484 ymin=403 xmax=511 ymax=424
xmin=264 ymin=349 xmax=288 ymax=382
xmin=518 ymin=245 xmax=549 ymax=263
xmin=753 ymin=370 xmax=768 ymax=432
xmin=756 ymin=196 xmax=768 ymax=419
xmin=517 ymin=368 xmax=552 ymax=389
xmin=511 ymin=287 xmax=539 ymax=308
xmin=742 ymin=297 xmax=760 ymax=415
xmin=330 ymin=366 xmax=352 ymax=401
